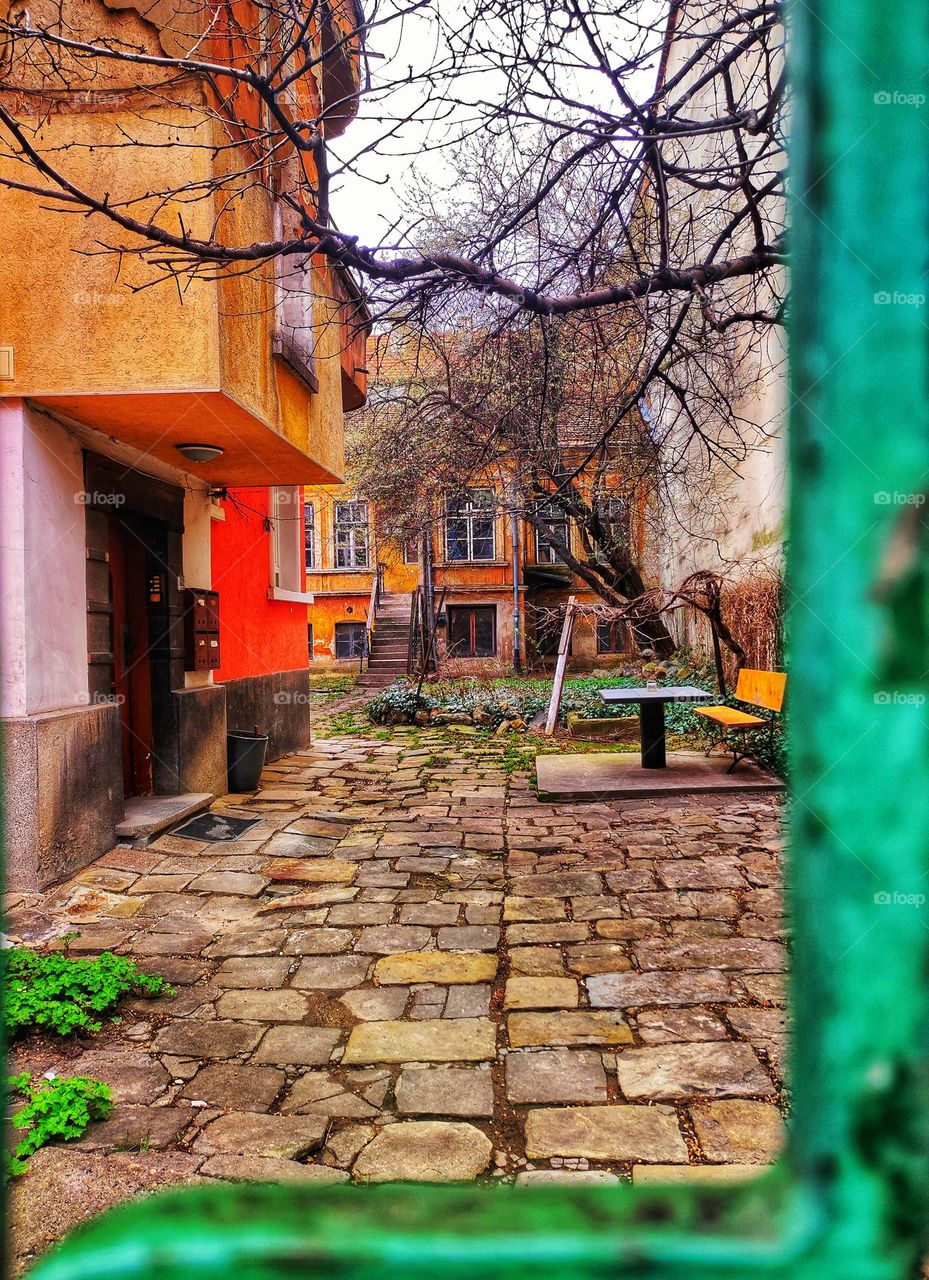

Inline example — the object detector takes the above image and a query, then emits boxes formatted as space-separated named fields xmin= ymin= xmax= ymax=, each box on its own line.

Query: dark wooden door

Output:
xmin=108 ymin=518 xmax=155 ymax=796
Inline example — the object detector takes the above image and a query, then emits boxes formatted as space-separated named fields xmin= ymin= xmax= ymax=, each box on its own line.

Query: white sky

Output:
xmin=329 ymin=0 xmax=667 ymax=250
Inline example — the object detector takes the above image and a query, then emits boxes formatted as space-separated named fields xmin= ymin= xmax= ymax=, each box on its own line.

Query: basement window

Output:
xmin=447 ymin=605 xmax=496 ymax=657
xmin=335 ymin=621 xmax=367 ymax=659
xmin=597 ymin=618 xmax=629 ymax=653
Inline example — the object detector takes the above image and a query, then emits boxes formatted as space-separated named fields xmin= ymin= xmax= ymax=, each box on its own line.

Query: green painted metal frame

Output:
xmin=12 ymin=0 xmax=929 ymax=1276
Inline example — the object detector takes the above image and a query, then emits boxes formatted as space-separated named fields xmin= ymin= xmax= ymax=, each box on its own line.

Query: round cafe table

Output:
xmin=598 ymin=685 xmax=713 ymax=769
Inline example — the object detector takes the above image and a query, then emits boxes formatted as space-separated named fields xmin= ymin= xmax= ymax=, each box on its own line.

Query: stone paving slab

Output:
xmin=8 ymin=700 xmax=787 ymax=1270
xmin=525 ymin=1105 xmax=689 ymax=1162
xmin=536 ymin=752 xmax=783 ymax=799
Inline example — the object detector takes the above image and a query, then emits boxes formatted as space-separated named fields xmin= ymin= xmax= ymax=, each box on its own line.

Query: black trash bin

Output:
xmin=227 ymin=730 xmax=269 ymax=792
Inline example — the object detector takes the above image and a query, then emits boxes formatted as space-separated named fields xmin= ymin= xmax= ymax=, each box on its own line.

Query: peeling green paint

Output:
xmin=19 ymin=1 xmax=929 ymax=1278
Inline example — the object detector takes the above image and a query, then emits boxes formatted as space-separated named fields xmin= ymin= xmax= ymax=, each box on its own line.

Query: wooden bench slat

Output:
xmin=734 ymin=668 xmax=786 ymax=711
xmin=694 ymin=705 xmax=768 ymax=728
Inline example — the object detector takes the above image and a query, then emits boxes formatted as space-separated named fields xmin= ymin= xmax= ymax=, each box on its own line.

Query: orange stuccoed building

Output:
xmin=0 ymin=0 xmax=368 ymax=887
xmin=304 ymin=476 xmax=654 ymax=684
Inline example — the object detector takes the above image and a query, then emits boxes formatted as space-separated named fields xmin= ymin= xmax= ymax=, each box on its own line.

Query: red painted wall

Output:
xmin=211 ymin=488 xmax=308 ymax=681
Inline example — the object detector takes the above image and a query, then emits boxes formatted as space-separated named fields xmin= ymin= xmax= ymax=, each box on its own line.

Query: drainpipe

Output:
xmin=421 ymin=520 xmax=436 ymax=669
xmin=510 ymin=493 xmax=522 ymax=672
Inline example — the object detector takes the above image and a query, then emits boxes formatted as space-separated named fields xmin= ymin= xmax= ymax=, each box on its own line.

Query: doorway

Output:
xmin=108 ymin=516 xmax=155 ymax=796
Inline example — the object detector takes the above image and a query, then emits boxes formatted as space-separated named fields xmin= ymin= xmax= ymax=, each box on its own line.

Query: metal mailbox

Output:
xmin=183 ymin=588 xmax=220 ymax=672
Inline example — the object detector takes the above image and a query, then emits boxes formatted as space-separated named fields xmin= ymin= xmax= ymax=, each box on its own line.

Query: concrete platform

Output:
xmin=115 ymin=793 xmax=213 ymax=844
xmin=536 ymin=751 xmax=783 ymax=800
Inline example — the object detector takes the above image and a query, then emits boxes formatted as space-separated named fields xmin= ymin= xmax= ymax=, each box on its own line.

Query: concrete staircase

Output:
xmin=357 ymin=592 xmax=413 ymax=688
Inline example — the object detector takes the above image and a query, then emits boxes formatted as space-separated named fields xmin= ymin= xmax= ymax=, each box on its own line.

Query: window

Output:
xmin=594 ymin=495 xmax=630 ymax=556
xmin=447 ymin=605 xmax=496 ymax=657
xmin=304 ymin=502 xmax=315 ymax=570
xmin=445 ymin=490 xmax=495 ymax=562
xmin=270 ymin=487 xmax=304 ymax=592
xmin=307 ymin=623 xmax=314 ymax=660
xmin=334 ymin=501 xmax=369 ymax=569
xmin=403 ymin=536 xmax=419 ymax=565
xmin=532 ymin=501 xmax=569 ymax=563
xmin=272 ymin=206 xmax=318 ymax=390
xmin=531 ymin=607 xmax=569 ymax=657
xmin=335 ymin=621 xmax=367 ymax=659
xmin=597 ymin=618 xmax=629 ymax=653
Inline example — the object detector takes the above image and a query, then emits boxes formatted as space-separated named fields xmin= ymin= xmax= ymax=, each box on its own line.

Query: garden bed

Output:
xmin=362 ymin=651 xmax=786 ymax=776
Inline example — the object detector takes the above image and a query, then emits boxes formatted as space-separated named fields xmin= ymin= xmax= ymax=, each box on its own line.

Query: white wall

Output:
xmin=652 ymin=4 xmax=786 ymax=595
xmin=183 ymin=486 xmax=214 ymax=690
xmin=1 ymin=401 xmax=88 ymax=717
xmin=0 ymin=400 xmax=28 ymax=718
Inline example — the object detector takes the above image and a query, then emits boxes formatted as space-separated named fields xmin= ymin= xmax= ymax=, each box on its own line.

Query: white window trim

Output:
xmin=269 ymin=585 xmax=316 ymax=604
xmin=333 ymin=499 xmax=370 ymax=570
xmin=270 ymin=486 xmax=306 ymax=595
xmin=304 ymin=500 xmax=318 ymax=572
xmin=533 ymin=516 xmax=569 ymax=564
xmin=445 ymin=489 xmax=497 ymax=563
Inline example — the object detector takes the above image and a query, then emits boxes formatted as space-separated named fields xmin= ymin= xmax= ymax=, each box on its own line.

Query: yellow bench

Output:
xmin=694 ymin=668 xmax=786 ymax=772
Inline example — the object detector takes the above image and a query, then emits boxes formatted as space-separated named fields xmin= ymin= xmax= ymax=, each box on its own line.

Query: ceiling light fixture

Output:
xmin=176 ymin=443 xmax=224 ymax=464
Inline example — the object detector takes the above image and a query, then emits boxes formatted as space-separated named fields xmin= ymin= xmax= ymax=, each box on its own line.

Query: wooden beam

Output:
xmin=544 ymin=596 xmax=576 ymax=735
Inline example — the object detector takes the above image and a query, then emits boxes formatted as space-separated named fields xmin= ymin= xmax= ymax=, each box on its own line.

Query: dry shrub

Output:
xmin=721 ymin=572 xmax=783 ymax=676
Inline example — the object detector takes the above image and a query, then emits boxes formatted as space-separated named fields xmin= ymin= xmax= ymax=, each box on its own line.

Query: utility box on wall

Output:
xmin=183 ymin=589 xmax=220 ymax=671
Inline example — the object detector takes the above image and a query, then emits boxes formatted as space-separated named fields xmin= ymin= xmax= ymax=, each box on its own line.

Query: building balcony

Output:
xmin=0 ymin=110 xmax=353 ymax=487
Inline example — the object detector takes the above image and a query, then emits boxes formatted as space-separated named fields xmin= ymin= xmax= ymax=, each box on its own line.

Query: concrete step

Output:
xmin=116 ymin=792 xmax=213 ymax=846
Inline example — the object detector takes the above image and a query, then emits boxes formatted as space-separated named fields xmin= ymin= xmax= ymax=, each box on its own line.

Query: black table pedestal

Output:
xmin=639 ymin=699 xmax=666 ymax=769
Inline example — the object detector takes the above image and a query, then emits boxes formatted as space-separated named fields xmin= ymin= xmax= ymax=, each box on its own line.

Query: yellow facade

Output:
xmin=0 ymin=0 xmax=366 ymax=489
xmin=305 ymin=477 xmax=649 ymax=671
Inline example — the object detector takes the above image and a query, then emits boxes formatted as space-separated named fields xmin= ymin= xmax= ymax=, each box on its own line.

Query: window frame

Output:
xmin=270 ymin=486 xmax=304 ymax=593
xmin=334 ymin=620 xmax=367 ymax=659
xmin=446 ymin=604 xmax=497 ymax=658
xmin=596 ymin=617 xmax=628 ymax=654
xmin=333 ymin=499 xmax=370 ymax=570
xmin=532 ymin=500 xmax=570 ymax=564
xmin=445 ymin=489 xmax=497 ymax=563
xmin=593 ymin=494 xmax=630 ymax=558
xmin=304 ymin=501 xmax=316 ymax=571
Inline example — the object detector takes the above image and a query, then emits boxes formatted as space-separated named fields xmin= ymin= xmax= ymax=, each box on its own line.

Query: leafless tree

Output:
xmin=0 ymin=0 xmax=784 ymax=323
xmin=2 ymin=0 xmax=786 ymax=607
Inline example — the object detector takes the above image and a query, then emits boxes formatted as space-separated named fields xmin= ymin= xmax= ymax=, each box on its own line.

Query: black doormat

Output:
xmin=170 ymin=813 xmax=262 ymax=842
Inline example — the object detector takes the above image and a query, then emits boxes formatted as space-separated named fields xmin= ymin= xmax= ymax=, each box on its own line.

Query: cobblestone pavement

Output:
xmin=7 ymin=703 xmax=786 ymax=1267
